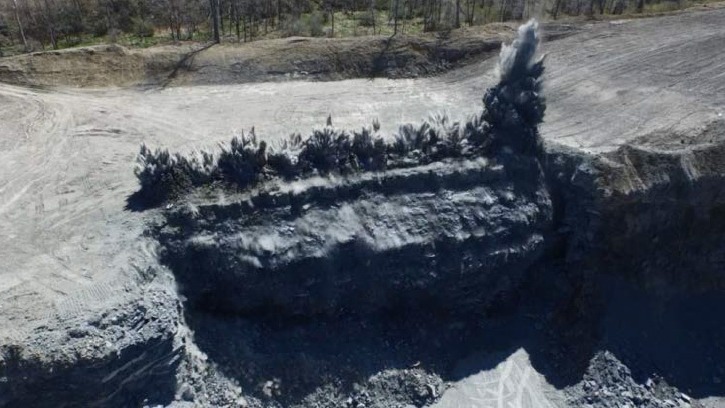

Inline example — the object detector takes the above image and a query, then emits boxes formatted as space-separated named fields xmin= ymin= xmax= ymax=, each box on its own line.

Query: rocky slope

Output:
xmin=159 ymin=155 xmax=550 ymax=318
xmin=0 ymin=273 xmax=182 ymax=407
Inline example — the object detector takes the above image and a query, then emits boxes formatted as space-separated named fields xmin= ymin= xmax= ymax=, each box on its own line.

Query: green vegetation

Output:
xmin=0 ymin=0 xmax=717 ymax=56
xmin=133 ymin=111 xmax=495 ymax=206
xmin=134 ymin=145 xmax=215 ymax=204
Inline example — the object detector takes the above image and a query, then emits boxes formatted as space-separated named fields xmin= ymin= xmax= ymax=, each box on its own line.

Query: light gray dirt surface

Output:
xmin=1 ymin=6 xmax=724 ymax=407
xmin=431 ymin=349 xmax=567 ymax=408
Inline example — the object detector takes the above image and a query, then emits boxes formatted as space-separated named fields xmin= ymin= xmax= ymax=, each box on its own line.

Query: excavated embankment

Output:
xmin=544 ymin=125 xmax=725 ymax=407
xmin=148 ymin=20 xmax=725 ymax=407
xmin=2 ymin=19 xmax=725 ymax=408
xmin=150 ymin=121 xmax=725 ymax=407
xmin=546 ymin=120 xmax=725 ymax=291
xmin=159 ymin=154 xmax=550 ymax=318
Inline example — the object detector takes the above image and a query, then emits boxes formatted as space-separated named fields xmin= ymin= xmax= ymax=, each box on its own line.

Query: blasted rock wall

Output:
xmin=544 ymin=120 xmax=725 ymax=292
xmin=595 ymin=138 xmax=725 ymax=290
xmin=158 ymin=153 xmax=551 ymax=318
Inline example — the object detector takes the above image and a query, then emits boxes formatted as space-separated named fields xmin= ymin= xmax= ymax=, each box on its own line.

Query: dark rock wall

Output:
xmin=544 ymin=137 xmax=725 ymax=292
xmin=159 ymin=155 xmax=552 ymax=318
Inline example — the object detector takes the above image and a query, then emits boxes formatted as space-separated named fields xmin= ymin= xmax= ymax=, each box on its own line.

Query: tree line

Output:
xmin=0 ymin=0 xmax=686 ymax=53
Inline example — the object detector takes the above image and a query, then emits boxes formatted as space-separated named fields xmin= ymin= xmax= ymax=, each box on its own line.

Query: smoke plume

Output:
xmin=483 ymin=19 xmax=546 ymax=156
xmin=498 ymin=19 xmax=543 ymax=84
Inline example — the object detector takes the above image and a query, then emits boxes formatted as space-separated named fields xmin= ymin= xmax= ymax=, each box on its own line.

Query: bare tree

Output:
xmin=210 ymin=0 xmax=218 ymax=42
xmin=454 ymin=0 xmax=459 ymax=27
xmin=11 ymin=0 xmax=28 ymax=48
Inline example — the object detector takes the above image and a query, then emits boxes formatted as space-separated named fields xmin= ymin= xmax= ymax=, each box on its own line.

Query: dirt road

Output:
xmin=1 ymin=5 xmax=724 ymax=406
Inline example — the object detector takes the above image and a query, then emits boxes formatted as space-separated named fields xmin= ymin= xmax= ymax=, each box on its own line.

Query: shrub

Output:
xmin=135 ymin=144 xmax=193 ymax=205
xmin=427 ymin=113 xmax=467 ymax=159
xmin=267 ymin=133 xmax=304 ymax=180
xmin=352 ymin=127 xmax=387 ymax=171
xmin=267 ymin=150 xmax=299 ymax=180
xmin=392 ymin=120 xmax=439 ymax=157
xmin=0 ymin=33 xmax=10 ymax=50
xmin=90 ymin=20 xmax=108 ymax=37
xmin=463 ymin=114 xmax=493 ymax=150
xmin=133 ymin=20 xmax=548 ymax=207
xmin=372 ymin=119 xmax=381 ymax=133
xmin=133 ymin=18 xmax=155 ymax=38
xmin=439 ymin=126 xmax=466 ymax=158
xmin=217 ymin=130 xmax=267 ymax=188
xmin=392 ymin=124 xmax=419 ymax=156
xmin=108 ymin=28 xmax=121 ymax=44
xmin=280 ymin=15 xmax=303 ymax=37
xmin=298 ymin=127 xmax=350 ymax=174
xmin=357 ymin=12 xmax=376 ymax=28
xmin=307 ymin=12 xmax=325 ymax=37
xmin=0 ymin=17 xmax=9 ymax=37
xmin=176 ymin=149 xmax=216 ymax=186
xmin=134 ymin=94 xmax=537 ymax=205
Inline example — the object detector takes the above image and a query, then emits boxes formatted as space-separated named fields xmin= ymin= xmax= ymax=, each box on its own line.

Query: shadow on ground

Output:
xmin=182 ymin=262 xmax=725 ymax=406
xmin=124 ymin=190 xmax=149 ymax=212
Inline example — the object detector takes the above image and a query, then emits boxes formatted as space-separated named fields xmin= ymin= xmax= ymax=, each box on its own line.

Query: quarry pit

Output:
xmin=1 ymin=6 xmax=725 ymax=408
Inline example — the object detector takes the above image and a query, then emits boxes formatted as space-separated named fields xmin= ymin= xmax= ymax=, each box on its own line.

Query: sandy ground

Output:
xmin=1 ymin=5 xmax=724 ymax=406
xmin=431 ymin=349 xmax=567 ymax=408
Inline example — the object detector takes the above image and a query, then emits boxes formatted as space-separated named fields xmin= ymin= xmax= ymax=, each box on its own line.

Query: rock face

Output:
xmin=545 ymin=120 xmax=725 ymax=290
xmin=543 ymin=123 xmax=725 ymax=408
xmin=148 ymin=20 xmax=559 ymax=407
xmin=159 ymin=155 xmax=551 ymax=318
xmin=593 ymin=141 xmax=725 ymax=290
xmin=153 ymin=124 xmax=725 ymax=407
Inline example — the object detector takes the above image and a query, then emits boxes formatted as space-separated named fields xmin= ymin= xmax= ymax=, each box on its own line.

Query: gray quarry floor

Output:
xmin=1 ymin=5 xmax=724 ymax=407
